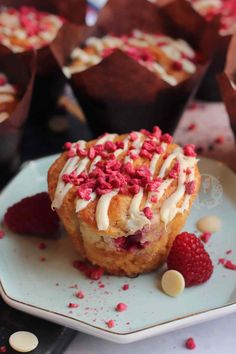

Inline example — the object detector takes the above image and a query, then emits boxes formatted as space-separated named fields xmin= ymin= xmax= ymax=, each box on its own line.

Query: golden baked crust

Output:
xmin=48 ymin=130 xmax=201 ymax=276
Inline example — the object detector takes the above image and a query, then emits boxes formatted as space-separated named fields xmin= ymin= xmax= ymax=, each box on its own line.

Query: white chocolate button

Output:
xmin=161 ymin=270 xmax=185 ymax=297
xmin=196 ymin=215 xmax=221 ymax=233
xmin=9 ymin=331 xmax=39 ymax=353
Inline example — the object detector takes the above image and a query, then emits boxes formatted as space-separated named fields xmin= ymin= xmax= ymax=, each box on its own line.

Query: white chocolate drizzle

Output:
xmin=160 ymin=150 xmax=196 ymax=225
xmin=126 ymin=188 xmax=151 ymax=233
xmin=51 ymin=141 xmax=86 ymax=209
xmin=52 ymin=131 xmax=198 ymax=233
xmin=96 ymin=190 xmax=118 ymax=231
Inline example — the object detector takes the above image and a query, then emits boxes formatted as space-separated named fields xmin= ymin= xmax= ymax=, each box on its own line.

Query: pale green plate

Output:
xmin=0 ymin=155 xmax=236 ymax=343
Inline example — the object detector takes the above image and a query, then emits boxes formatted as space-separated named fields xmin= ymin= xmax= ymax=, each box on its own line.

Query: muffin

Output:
xmin=0 ymin=6 xmax=64 ymax=53
xmin=187 ymin=0 xmax=236 ymax=36
xmin=63 ymin=29 xmax=197 ymax=86
xmin=0 ymin=72 xmax=19 ymax=123
xmin=48 ymin=127 xmax=201 ymax=276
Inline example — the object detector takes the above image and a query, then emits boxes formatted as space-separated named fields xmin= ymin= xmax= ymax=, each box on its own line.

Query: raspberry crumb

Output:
xmin=224 ymin=260 xmax=236 ymax=270
xmin=115 ymin=303 xmax=127 ymax=312
xmin=64 ymin=141 xmax=72 ymax=150
xmin=226 ymin=250 xmax=232 ymax=255
xmin=38 ymin=242 xmax=46 ymax=250
xmin=0 ymin=230 xmax=5 ymax=239
xmin=143 ymin=207 xmax=153 ymax=220
xmin=200 ymin=232 xmax=212 ymax=243
xmin=185 ymin=181 xmax=195 ymax=195
xmin=106 ymin=320 xmax=115 ymax=328
xmin=187 ymin=123 xmax=196 ymax=131
xmin=75 ymin=291 xmax=84 ymax=299
xmin=218 ymin=258 xmax=225 ymax=265
xmin=40 ymin=256 xmax=46 ymax=262
xmin=0 ymin=346 xmax=7 ymax=353
xmin=73 ymin=260 xmax=104 ymax=280
xmin=183 ymin=144 xmax=197 ymax=157
xmin=68 ymin=303 xmax=79 ymax=308
xmin=122 ymin=283 xmax=129 ymax=291
xmin=214 ymin=135 xmax=224 ymax=144
xmin=185 ymin=337 xmax=196 ymax=350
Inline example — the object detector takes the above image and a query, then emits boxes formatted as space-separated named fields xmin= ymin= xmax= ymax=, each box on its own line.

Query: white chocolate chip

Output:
xmin=161 ymin=270 xmax=185 ymax=297
xmin=196 ymin=215 xmax=221 ymax=233
xmin=9 ymin=331 xmax=39 ymax=353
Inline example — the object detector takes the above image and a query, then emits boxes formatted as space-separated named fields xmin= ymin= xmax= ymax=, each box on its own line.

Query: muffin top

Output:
xmin=0 ymin=6 xmax=64 ymax=52
xmin=48 ymin=127 xmax=200 ymax=237
xmin=63 ymin=29 xmax=197 ymax=86
xmin=0 ymin=72 xmax=19 ymax=123
xmin=187 ymin=0 xmax=236 ymax=36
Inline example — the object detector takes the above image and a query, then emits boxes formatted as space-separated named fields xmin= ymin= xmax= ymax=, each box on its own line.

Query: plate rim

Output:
xmin=1 ymin=280 xmax=236 ymax=343
xmin=1 ymin=155 xmax=236 ymax=343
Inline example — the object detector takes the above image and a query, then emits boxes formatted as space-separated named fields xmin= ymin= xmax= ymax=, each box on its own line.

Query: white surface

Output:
xmin=66 ymin=313 xmax=236 ymax=353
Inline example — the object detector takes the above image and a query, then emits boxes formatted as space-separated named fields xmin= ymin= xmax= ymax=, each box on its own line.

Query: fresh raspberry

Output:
xmin=185 ymin=337 xmax=196 ymax=350
xmin=0 ymin=346 xmax=7 ymax=353
xmin=4 ymin=192 xmax=60 ymax=238
xmin=167 ymin=232 xmax=213 ymax=287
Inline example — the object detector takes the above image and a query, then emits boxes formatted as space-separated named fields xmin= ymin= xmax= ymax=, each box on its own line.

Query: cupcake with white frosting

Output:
xmin=48 ymin=127 xmax=201 ymax=276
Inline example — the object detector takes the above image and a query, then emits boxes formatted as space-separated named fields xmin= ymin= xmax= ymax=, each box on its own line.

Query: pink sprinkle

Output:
xmin=185 ymin=337 xmax=196 ymax=350
xmin=187 ymin=123 xmax=196 ymax=131
xmin=0 ymin=230 xmax=5 ymax=239
xmin=224 ymin=260 xmax=236 ymax=270
xmin=38 ymin=242 xmax=46 ymax=250
xmin=75 ymin=291 xmax=84 ymax=299
xmin=0 ymin=346 xmax=7 ymax=353
xmin=68 ymin=303 xmax=79 ymax=308
xmin=200 ymin=232 xmax=212 ymax=243
xmin=115 ymin=303 xmax=127 ymax=312
xmin=106 ymin=320 xmax=115 ymax=328
xmin=122 ymin=284 xmax=129 ymax=291
xmin=183 ymin=144 xmax=197 ymax=157
xmin=226 ymin=250 xmax=232 ymax=255
xmin=143 ymin=206 xmax=153 ymax=220
xmin=214 ymin=135 xmax=224 ymax=144
xmin=185 ymin=181 xmax=196 ymax=195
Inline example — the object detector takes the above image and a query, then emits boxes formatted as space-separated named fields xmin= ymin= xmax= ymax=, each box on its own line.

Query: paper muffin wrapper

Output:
xmin=162 ymin=0 xmax=232 ymax=101
xmin=0 ymin=47 xmax=35 ymax=168
xmin=0 ymin=0 xmax=86 ymax=121
xmin=51 ymin=0 xmax=214 ymax=136
xmin=218 ymin=34 xmax=236 ymax=137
